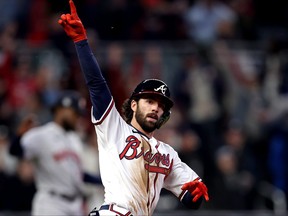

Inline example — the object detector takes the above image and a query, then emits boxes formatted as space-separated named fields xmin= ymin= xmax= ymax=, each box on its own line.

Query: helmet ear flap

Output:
xmin=156 ymin=110 xmax=171 ymax=129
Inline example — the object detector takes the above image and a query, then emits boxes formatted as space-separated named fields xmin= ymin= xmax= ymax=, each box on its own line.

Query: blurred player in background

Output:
xmin=59 ymin=1 xmax=209 ymax=215
xmin=9 ymin=90 xmax=102 ymax=216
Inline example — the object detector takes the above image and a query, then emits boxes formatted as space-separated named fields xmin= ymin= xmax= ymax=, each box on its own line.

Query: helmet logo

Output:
xmin=62 ymin=97 xmax=72 ymax=107
xmin=154 ymin=85 xmax=167 ymax=95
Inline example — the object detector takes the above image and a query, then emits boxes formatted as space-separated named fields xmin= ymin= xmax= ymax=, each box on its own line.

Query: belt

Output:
xmin=49 ymin=191 xmax=78 ymax=202
xmin=91 ymin=204 xmax=133 ymax=216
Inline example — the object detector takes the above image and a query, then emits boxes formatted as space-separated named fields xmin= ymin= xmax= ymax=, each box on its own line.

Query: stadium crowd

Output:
xmin=0 ymin=0 xmax=288 ymax=214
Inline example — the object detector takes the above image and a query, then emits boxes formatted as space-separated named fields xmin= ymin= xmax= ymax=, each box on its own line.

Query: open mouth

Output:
xmin=147 ymin=113 xmax=158 ymax=122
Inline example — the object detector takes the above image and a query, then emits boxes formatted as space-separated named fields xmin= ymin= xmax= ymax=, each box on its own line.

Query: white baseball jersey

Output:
xmin=92 ymin=103 xmax=199 ymax=215
xmin=76 ymin=40 xmax=200 ymax=216
xmin=20 ymin=122 xmax=84 ymax=215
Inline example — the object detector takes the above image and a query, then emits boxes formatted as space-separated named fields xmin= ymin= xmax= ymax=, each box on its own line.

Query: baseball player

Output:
xmin=59 ymin=1 xmax=209 ymax=215
xmin=9 ymin=91 xmax=102 ymax=216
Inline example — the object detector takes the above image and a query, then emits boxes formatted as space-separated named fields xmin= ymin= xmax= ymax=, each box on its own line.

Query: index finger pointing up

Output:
xmin=69 ymin=0 xmax=78 ymax=18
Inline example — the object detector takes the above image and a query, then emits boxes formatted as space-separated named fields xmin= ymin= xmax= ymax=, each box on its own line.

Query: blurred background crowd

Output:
xmin=0 ymin=0 xmax=288 ymax=215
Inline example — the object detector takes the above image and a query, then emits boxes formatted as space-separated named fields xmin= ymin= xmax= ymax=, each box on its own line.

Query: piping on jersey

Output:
xmin=146 ymin=138 xmax=152 ymax=215
xmin=150 ymin=140 xmax=162 ymax=210
xmin=92 ymin=99 xmax=114 ymax=125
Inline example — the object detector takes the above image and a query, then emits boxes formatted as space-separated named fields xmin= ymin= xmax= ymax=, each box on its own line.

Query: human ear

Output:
xmin=131 ymin=100 xmax=137 ymax=112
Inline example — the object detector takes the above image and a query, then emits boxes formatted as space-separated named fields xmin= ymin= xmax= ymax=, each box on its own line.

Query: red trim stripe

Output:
xmin=93 ymin=100 xmax=114 ymax=125
xmin=109 ymin=204 xmax=132 ymax=216
xmin=150 ymin=146 xmax=161 ymax=208
xmin=155 ymin=140 xmax=160 ymax=149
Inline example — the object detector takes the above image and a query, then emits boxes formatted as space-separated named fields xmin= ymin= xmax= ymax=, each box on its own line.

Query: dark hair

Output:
xmin=121 ymin=98 xmax=134 ymax=124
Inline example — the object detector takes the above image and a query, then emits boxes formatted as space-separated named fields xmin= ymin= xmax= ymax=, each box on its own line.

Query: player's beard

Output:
xmin=135 ymin=108 xmax=157 ymax=133
xmin=61 ymin=119 xmax=76 ymax=131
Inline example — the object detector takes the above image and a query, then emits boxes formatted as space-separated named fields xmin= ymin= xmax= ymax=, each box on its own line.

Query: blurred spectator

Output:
xmin=6 ymin=53 xmax=38 ymax=110
xmin=25 ymin=0 xmax=50 ymax=45
xmin=0 ymin=125 xmax=17 ymax=175
xmin=267 ymin=114 xmax=288 ymax=200
xmin=101 ymin=43 xmax=129 ymax=111
xmin=0 ymin=125 xmax=17 ymax=211
xmin=212 ymin=41 xmax=264 ymax=138
xmin=209 ymin=145 xmax=255 ymax=210
xmin=172 ymin=52 xmax=226 ymax=126
xmin=222 ymin=120 xmax=258 ymax=176
xmin=2 ymin=160 xmax=36 ymax=212
xmin=172 ymin=51 xmax=226 ymax=182
xmin=126 ymin=43 xmax=168 ymax=93
xmin=33 ymin=47 xmax=69 ymax=107
xmin=185 ymin=61 xmax=222 ymax=124
xmin=0 ymin=25 xmax=16 ymax=96
xmin=184 ymin=0 xmax=237 ymax=46
xmin=143 ymin=44 xmax=164 ymax=79
xmin=0 ymin=165 xmax=8 ymax=211
xmin=260 ymin=37 xmax=288 ymax=123
xmin=230 ymin=0 xmax=258 ymax=40
xmin=0 ymin=0 xmax=22 ymax=30
xmin=178 ymin=128 xmax=203 ymax=177
xmin=136 ymin=0 xmax=189 ymax=40
xmin=209 ymin=119 xmax=259 ymax=210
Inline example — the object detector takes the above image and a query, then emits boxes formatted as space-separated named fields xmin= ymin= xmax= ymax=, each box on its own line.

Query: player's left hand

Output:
xmin=58 ymin=0 xmax=87 ymax=42
xmin=17 ymin=114 xmax=39 ymax=136
xmin=181 ymin=178 xmax=209 ymax=202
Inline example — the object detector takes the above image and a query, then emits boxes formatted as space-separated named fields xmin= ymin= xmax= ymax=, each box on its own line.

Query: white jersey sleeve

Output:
xmin=163 ymin=146 xmax=200 ymax=197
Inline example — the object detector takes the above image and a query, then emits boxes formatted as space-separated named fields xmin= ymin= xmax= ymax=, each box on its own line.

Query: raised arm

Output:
xmin=9 ymin=114 xmax=38 ymax=158
xmin=58 ymin=0 xmax=112 ymax=121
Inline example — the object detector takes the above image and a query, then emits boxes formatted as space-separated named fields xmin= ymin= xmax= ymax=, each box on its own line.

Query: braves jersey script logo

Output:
xmin=119 ymin=135 xmax=172 ymax=176
xmin=154 ymin=85 xmax=167 ymax=95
